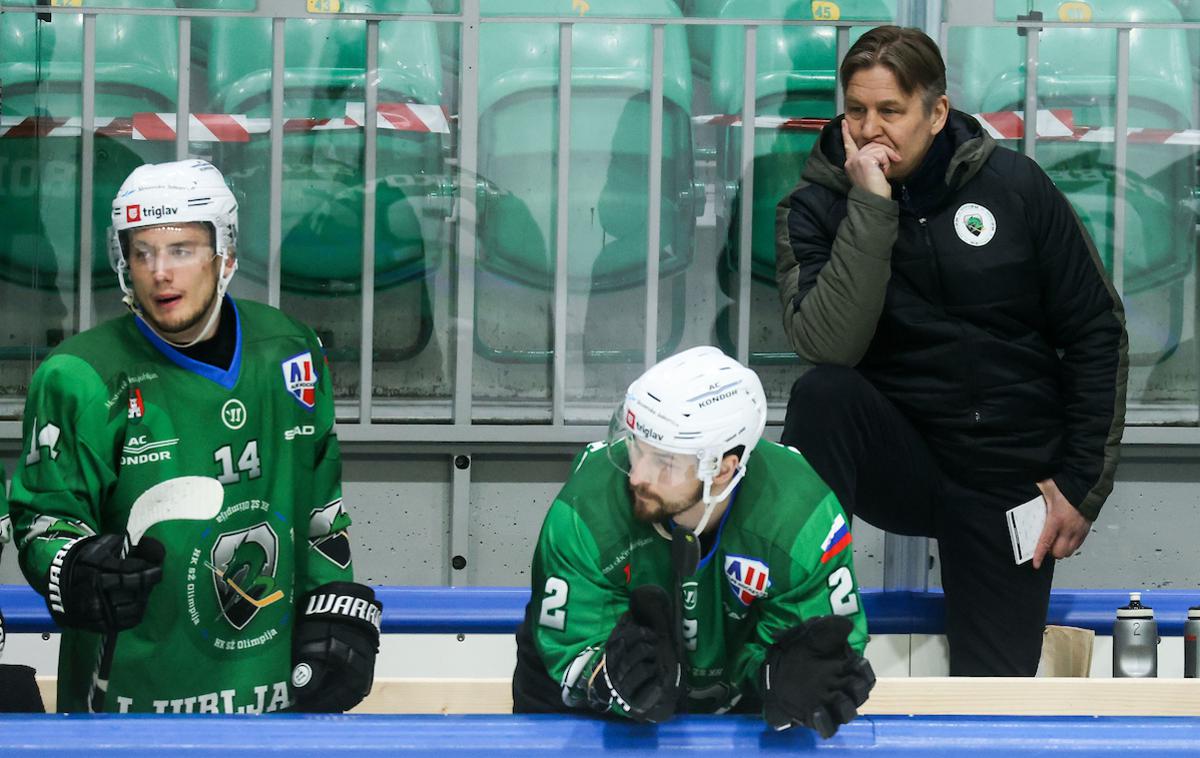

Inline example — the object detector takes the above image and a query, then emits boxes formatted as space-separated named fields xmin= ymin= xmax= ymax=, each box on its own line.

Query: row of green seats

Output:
xmin=2 ymin=1 xmax=1194 ymax=368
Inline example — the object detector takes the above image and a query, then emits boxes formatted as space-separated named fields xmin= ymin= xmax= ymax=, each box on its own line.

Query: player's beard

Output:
xmin=143 ymin=276 xmax=220 ymax=340
xmin=629 ymin=480 xmax=703 ymax=524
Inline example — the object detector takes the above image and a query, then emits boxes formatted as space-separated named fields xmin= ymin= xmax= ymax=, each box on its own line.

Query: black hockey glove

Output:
xmin=588 ymin=584 xmax=682 ymax=724
xmin=290 ymin=582 xmax=382 ymax=713
xmin=761 ymin=615 xmax=876 ymax=738
xmin=46 ymin=534 xmax=165 ymax=633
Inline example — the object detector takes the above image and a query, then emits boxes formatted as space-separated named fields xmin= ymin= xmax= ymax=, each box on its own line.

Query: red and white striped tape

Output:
xmin=0 ymin=102 xmax=451 ymax=141
xmin=4 ymin=106 xmax=1196 ymax=145
xmin=692 ymin=109 xmax=1200 ymax=146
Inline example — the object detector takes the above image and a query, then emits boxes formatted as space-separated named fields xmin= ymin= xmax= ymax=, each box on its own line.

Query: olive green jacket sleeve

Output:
xmin=775 ymin=179 xmax=898 ymax=366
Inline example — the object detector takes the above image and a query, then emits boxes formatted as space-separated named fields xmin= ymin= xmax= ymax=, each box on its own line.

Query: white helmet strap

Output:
xmin=651 ymin=459 xmax=747 ymax=542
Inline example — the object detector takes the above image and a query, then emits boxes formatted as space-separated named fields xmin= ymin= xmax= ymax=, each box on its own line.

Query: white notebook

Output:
xmin=1006 ymin=495 xmax=1048 ymax=565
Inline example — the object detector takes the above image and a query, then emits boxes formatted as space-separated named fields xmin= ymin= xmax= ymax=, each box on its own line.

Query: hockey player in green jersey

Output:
xmin=9 ymin=159 xmax=381 ymax=714
xmin=513 ymin=346 xmax=875 ymax=736
xmin=2 ymin=465 xmax=48 ymax=712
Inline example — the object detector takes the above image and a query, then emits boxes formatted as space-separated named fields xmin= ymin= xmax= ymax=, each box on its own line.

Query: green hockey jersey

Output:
xmin=515 ymin=438 xmax=867 ymax=716
xmin=10 ymin=297 xmax=354 ymax=713
xmin=1 ymin=466 xmax=10 ymax=549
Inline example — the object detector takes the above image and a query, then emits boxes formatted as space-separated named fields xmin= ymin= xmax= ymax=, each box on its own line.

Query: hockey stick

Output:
xmin=204 ymin=559 xmax=285 ymax=608
xmin=88 ymin=476 xmax=224 ymax=712
xmin=669 ymin=528 xmax=700 ymax=714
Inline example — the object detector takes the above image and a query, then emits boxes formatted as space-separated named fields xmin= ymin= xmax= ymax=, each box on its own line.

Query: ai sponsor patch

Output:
xmin=953 ymin=203 xmax=997 ymax=247
xmin=725 ymin=554 xmax=770 ymax=606
xmin=281 ymin=351 xmax=318 ymax=410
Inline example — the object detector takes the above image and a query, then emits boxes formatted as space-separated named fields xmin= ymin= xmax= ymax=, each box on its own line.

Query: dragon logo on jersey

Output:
xmin=208 ymin=523 xmax=284 ymax=630
xmin=281 ymin=352 xmax=318 ymax=410
xmin=724 ymin=554 xmax=770 ymax=606
xmin=308 ymin=498 xmax=351 ymax=569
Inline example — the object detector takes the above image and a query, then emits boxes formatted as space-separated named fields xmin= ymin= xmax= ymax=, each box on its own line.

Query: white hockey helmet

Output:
xmin=608 ymin=345 xmax=767 ymax=534
xmin=108 ymin=158 xmax=238 ymax=287
xmin=107 ymin=159 xmax=239 ymax=344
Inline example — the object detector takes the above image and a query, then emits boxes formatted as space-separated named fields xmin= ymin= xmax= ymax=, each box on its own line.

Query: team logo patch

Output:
xmin=282 ymin=351 xmax=318 ymax=410
xmin=308 ymin=499 xmax=352 ymax=569
xmin=725 ymin=554 xmax=770 ymax=606
xmin=128 ymin=387 xmax=145 ymax=422
xmin=953 ymin=203 xmax=997 ymax=247
xmin=820 ymin=513 xmax=853 ymax=564
xmin=208 ymin=523 xmax=284 ymax=630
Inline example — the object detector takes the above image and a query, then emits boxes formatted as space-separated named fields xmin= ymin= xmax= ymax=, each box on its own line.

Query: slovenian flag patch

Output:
xmin=820 ymin=513 xmax=853 ymax=564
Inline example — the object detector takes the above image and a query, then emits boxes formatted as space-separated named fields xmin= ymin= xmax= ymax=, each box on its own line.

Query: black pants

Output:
xmin=0 ymin=665 xmax=45 ymax=712
xmin=782 ymin=366 xmax=1054 ymax=676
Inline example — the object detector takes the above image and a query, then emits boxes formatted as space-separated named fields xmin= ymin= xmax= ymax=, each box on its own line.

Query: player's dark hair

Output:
xmin=839 ymin=26 xmax=947 ymax=114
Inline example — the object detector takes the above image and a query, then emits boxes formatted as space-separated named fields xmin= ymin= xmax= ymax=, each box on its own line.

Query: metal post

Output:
xmin=1022 ymin=20 xmax=1040 ymax=159
xmin=453 ymin=0 xmax=482 ymax=426
xmin=78 ymin=13 xmax=97 ymax=332
xmin=448 ymin=454 xmax=472 ymax=586
xmin=359 ymin=20 xmax=380 ymax=424
xmin=268 ymin=17 xmax=286 ymax=308
xmin=552 ymin=24 xmax=573 ymax=424
xmin=643 ymin=25 xmax=664 ymax=370
xmin=883 ymin=533 xmax=929 ymax=591
xmin=176 ymin=16 xmax=191 ymax=160
xmin=735 ymin=26 xmax=756 ymax=365
xmin=1111 ymin=27 xmax=1130 ymax=300
xmin=835 ymin=26 xmax=849 ymax=116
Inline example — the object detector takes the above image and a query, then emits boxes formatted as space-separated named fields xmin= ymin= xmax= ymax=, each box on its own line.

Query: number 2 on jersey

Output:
xmin=539 ymin=576 xmax=569 ymax=631
xmin=827 ymin=566 xmax=860 ymax=616
xmin=214 ymin=440 xmax=262 ymax=484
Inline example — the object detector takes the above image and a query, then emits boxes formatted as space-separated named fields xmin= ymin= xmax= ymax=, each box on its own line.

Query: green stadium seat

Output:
xmin=0 ymin=3 xmax=177 ymax=294
xmin=949 ymin=0 xmax=1197 ymax=364
xmin=705 ymin=0 xmax=892 ymax=362
xmin=473 ymin=0 xmax=701 ymax=363
xmin=199 ymin=0 xmax=444 ymax=296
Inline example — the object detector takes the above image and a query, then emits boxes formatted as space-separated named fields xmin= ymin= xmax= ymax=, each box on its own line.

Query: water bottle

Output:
xmin=1185 ymin=606 xmax=1200 ymax=678
xmin=1113 ymin=592 xmax=1158 ymax=678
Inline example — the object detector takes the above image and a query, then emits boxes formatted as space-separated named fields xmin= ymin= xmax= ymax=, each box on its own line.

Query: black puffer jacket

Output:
xmin=775 ymin=110 xmax=1127 ymax=520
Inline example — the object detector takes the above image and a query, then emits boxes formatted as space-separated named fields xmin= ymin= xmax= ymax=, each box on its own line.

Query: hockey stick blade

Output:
xmin=126 ymin=476 xmax=224 ymax=547
xmin=90 ymin=476 xmax=224 ymax=712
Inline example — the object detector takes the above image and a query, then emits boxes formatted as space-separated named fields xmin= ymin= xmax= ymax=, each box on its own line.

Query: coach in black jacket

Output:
xmin=776 ymin=26 xmax=1127 ymax=676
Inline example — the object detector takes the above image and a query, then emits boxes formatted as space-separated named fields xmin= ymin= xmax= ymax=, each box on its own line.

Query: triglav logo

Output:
xmin=127 ymin=204 xmax=178 ymax=223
